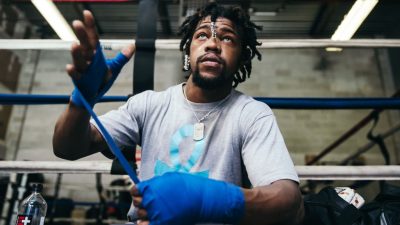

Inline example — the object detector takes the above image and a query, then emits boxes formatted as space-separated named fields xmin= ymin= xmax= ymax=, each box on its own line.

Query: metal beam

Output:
xmin=158 ymin=0 xmax=172 ymax=37
xmin=2 ymin=39 xmax=400 ymax=50
xmin=1 ymin=162 xmax=400 ymax=180
xmin=309 ymin=1 xmax=343 ymax=37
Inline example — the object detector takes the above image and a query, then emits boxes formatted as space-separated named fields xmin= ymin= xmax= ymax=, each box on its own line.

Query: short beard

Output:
xmin=192 ymin=59 xmax=231 ymax=90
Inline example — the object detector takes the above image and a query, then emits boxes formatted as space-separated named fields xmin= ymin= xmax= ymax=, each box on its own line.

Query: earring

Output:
xmin=183 ymin=54 xmax=190 ymax=71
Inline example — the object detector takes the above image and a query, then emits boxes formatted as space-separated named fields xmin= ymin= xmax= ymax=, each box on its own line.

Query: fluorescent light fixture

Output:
xmin=331 ymin=0 xmax=378 ymax=41
xmin=326 ymin=47 xmax=343 ymax=52
xmin=32 ymin=0 xmax=77 ymax=41
xmin=253 ymin=11 xmax=277 ymax=17
xmin=248 ymin=8 xmax=277 ymax=17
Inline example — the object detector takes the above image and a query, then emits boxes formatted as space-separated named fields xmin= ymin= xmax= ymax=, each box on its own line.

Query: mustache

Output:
xmin=196 ymin=53 xmax=225 ymax=65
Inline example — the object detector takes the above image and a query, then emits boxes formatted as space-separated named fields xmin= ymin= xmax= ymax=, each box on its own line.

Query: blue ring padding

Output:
xmin=1 ymin=93 xmax=400 ymax=109
xmin=0 ymin=93 xmax=128 ymax=105
xmin=254 ymin=97 xmax=400 ymax=109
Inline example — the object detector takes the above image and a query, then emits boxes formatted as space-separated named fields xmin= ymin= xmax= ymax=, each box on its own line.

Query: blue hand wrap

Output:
xmin=137 ymin=172 xmax=245 ymax=225
xmin=71 ymin=43 xmax=129 ymax=107
xmin=73 ymin=87 xmax=140 ymax=184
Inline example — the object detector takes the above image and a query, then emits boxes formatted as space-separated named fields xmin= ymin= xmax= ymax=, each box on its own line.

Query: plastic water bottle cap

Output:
xmin=31 ymin=183 xmax=43 ymax=192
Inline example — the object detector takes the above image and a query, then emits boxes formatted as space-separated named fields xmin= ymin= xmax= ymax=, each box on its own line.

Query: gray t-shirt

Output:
xmin=93 ymin=83 xmax=298 ymax=186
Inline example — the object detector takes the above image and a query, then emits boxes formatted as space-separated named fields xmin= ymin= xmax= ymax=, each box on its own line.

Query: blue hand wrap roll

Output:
xmin=137 ymin=172 xmax=245 ymax=225
xmin=71 ymin=43 xmax=129 ymax=107
xmin=73 ymin=87 xmax=140 ymax=184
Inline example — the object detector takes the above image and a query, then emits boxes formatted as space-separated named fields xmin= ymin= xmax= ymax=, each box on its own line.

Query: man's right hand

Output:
xmin=53 ymin=10 xmax=134 ymax=160
xmin=67 ymin=10 xmax=135 ymax=107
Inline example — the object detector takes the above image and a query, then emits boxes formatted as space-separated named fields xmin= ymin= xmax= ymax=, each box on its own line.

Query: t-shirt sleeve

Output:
xmin=90 ymin=92 xmax=148 ymax=158
xmin=241 ymin=103 xmax=299 ymax=187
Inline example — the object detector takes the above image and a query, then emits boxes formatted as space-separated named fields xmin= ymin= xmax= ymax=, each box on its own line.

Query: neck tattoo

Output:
xmin=183 ymin=84 xmax=231 ymax=141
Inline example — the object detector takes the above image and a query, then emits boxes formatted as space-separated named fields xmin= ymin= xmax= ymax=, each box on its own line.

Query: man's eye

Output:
xmin=197 ymin=33 xmax=208 ymax=40
xmin=222 ymin=37 xmax=232 ymax=42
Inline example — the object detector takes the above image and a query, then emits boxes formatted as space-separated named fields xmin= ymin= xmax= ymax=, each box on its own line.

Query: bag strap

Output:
xmin=367 ymin=112 xmax=390 ymax=165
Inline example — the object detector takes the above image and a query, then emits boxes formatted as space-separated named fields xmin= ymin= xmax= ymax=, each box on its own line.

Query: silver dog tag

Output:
xmin=193 ymin=123 xmax=204 ymax=141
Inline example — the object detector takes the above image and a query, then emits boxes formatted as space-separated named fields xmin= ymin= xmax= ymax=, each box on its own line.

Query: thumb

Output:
xmin=121 ymin=43 xmax=135 ymax=59
xmin=106 ymin=49 xmax=131 ymax=76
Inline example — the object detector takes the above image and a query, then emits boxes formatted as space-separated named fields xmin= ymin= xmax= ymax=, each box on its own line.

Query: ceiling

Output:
xmin=7 ymin=0 xmax=400 ymax=39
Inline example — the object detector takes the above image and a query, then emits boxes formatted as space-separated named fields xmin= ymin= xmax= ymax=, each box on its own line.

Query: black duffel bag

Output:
xmin=303 ymin=186 xmax=363 ymax=225
xmin=359 ymin=183 xmax=400 ymax=225
xmin=304 ymin=183 xmax=400 ymax=225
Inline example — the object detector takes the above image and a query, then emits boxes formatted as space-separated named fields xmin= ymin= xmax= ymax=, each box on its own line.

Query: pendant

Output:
xmin=193 ymin=122 xmax=204 ymax=141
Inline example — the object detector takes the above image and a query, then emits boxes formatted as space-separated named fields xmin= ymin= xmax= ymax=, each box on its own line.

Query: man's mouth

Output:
xmin=199 ymin=54 xmax=223 ymax=67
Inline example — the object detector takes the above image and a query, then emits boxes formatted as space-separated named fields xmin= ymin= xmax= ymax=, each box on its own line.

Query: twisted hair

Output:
xmin=178 ymin=2 xmax=262 ymax=87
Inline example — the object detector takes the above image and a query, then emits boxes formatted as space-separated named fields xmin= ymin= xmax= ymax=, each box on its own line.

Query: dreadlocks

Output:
xmin=178 ymin=2 xmax=262 ymax=87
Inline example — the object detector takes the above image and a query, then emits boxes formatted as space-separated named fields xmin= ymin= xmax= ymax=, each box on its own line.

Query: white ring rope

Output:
xmin=1 ymin=39 xmax=400 ymax=50
xmin=0 ymin=161 xmax=399 ymax=180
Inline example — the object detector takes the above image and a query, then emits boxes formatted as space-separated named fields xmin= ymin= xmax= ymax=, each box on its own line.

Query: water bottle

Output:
xmin=16 ymin=183 xmax=47 ymax=225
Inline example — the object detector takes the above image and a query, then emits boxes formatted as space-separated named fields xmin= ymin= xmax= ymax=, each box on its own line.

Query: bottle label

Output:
xmin=15 ymin=215 xmax=33 ymax=225
xmin=39 ymin=217 xmax=45 ymax=225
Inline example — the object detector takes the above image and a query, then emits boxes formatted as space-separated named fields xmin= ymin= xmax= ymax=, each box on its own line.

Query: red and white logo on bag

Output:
xmin=15 ymin=215 xmax=32 ymax=225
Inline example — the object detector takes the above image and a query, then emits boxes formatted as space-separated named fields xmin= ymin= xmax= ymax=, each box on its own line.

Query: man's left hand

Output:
xmin=130 ymin=172 xmax=245 ymax=225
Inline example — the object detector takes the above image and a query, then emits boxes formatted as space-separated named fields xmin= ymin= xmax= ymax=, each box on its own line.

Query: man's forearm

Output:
xmin=241 ymin=180 xmax=304 ymax=225
xmin=53 ymin=102 xmax=103 ymax=160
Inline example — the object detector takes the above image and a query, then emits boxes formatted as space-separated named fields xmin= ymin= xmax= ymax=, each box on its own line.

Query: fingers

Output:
xmin=71 ymin=42 xmax=88 ymax=73
xmin=131 ymin=186 xmax=149 ymax=220
xmin=83 ymin=10 xmax=99 ymax=50
xmin=137 ymin=220 xmax=150 ymax=225
xmin=132 ymin=186 xmax=143 ymax=208
xmin=70 ymin=10 xmax=99 ymax=74
xmin=131 ymin=185 xmax=141 ymax=196
xmin=121 ymin=44 xmax=136 ymax=59
xmin=72 ymin=20 xmax=94 ymax=61
xmin=66 ymin=64 xmax=80 ymax=80
xmin=133 ymin=195 xmax=142 ymax=207
xmin=136 ymin=208 xmax=148 ymax=219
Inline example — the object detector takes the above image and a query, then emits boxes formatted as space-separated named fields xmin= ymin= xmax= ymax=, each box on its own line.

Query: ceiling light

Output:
xmin=32 ymin=0 xmax=77 ymax=41
xmin=331 ymin=0 xmax=378 ymax=41
xmin=248 ymin=8 xmax=277 ymax=17
xmin=253 ymin=11 xmax=277 ymax=17
xmin=326 ymin=47 xmax=343 ymax=52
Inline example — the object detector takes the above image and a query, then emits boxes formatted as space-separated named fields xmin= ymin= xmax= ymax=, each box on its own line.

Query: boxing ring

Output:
xmin=1 ymin=39 xmax=400 ymax=177
xmin=1 ymin=38 xmax=400 ymax=225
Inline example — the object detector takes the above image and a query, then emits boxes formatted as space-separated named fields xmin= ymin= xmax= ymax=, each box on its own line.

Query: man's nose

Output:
xmin=204 ymin=37 xmax=221 ymax=53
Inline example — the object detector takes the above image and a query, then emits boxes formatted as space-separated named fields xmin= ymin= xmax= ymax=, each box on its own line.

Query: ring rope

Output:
xmin=1 ymin=39 xmax=400 ymax=50
xmin=0 ymin=93 xmax=128 ymax=104
xmin=0 ymin=161 xmax=399 ymax=180
xmin=254 ymin=97 xmax=400 ymax=109
xmin=1 ymin=93 xmax=400 ymax=109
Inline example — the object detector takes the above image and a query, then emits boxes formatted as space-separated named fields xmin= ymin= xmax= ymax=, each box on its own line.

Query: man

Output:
xmin=53 ymin=3 xmax=304 ymax=225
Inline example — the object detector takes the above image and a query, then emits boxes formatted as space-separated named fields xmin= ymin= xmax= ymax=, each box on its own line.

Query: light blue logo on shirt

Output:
xmin=154 ymin=124 xmax=209 ymax=177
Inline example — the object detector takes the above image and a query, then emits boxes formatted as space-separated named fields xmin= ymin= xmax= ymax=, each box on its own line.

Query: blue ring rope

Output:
xmin=1 ymin=93 xmax=400 ymax=109
xmin=254 ymin=97 xmax=400 ymax=109
xmin=0 ymin=93 xmax=128 ymax=105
